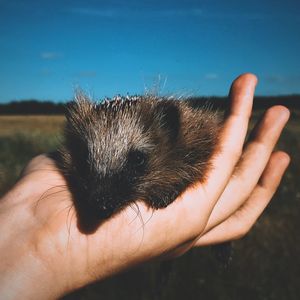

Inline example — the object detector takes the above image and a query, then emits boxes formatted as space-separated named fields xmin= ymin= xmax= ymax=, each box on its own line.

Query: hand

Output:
xmin=0 ymin=74 xmax=290 ymax=299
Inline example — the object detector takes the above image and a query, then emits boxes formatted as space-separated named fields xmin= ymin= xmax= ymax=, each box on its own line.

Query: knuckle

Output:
xmin=253 ymin=141 xmax=270 ymax=160
xmin=225 ymin=145 xmax=242 ymax=161
xmin=232 ymin=148 xmax=243 ymax=160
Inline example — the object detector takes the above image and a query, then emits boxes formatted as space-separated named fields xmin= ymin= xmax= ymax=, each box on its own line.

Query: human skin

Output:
xmin=0 ymin=74 xmax=290 ymax=299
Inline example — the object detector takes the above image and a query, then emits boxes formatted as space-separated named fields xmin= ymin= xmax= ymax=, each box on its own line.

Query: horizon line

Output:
xmin=1 ymin=94 xmax=300 ymax=104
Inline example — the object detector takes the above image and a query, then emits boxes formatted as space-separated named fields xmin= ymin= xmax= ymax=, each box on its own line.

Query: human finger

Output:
xmin=203 ymin=106 xmax=290 ymax=231
xmin=195 ymin=73 xmax=257 ymax=215
xmin=194 ymin=151 xmax=290 ymax=246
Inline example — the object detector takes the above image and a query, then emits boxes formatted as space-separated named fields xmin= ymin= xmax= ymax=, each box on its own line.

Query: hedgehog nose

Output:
xmin=86 ymin=191 xmax=113 ymax=218
xmin=98 ymin=206 xmax=113 ymax=219
xmin=97 ymin=196 xmax=116 ymax=218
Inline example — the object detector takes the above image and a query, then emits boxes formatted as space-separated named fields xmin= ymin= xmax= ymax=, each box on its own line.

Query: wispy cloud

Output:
xmin=67 ymin=6 xmax=300 ymax=22
xmin=264 ymin=74 xmax=300 ymax=86
xmin=200 ymin=11 xmax=300 ymax=22
xmin=39 ymin=68 xmax=53 ymax=76
xmin=69 ymin=8 xmax=119 ymax=18
xmin=265 ymin=74 xmax=285 ymax=84
xmin=157 ymin=8 xmax=202 ymax=17
xmin=75 ymin=71 xmax=97 ymax=78
xmin=68 ymin=7 xmax=202 ymax=18
xmin=205 ymin=73 xmax=219 ymax=80
xmin=200 ymin=12 xmax=265 ymax=21
xmin=40 ymin=52 xmax=63 ymax=60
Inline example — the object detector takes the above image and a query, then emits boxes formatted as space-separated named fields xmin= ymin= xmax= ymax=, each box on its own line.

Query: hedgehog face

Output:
xmin=59 ymin=94 xmax=219 ymax=229
xmin=60 ymin=96 xmax=154 ymax=218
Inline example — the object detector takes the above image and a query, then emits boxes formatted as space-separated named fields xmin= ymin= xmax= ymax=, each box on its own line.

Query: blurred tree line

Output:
xmin=0 ymin=96 xmax=299 ymax=115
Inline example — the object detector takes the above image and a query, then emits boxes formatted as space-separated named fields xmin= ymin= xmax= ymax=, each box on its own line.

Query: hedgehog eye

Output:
xmin=128 ymin=150 xmax=146 ymax=167
xmin=135 ymin=152 xmax=145 ymax=166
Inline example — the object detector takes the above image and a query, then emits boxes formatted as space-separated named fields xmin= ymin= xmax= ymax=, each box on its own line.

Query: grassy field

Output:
xmin=0 ymin=115 xmax=64 ymax=195
xmin=0 ymin=112 xmax=300 ymax=300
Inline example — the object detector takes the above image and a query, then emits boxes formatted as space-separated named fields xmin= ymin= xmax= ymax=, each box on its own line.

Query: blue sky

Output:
xmin=0 ymin=0 xmax=300 ymax=102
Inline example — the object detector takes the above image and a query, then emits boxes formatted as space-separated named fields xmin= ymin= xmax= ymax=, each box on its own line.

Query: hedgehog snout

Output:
xmin=87 ymin=174 xmax=134 ymax=219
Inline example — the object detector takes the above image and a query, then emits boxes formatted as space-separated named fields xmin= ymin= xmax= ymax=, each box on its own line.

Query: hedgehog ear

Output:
xmin=156 ymin=101 xmax=180 ymax=142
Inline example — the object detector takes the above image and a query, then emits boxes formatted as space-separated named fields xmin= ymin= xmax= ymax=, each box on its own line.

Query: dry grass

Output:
xmin=0 ymin=115 xmax=64 ymax=196
xmin=0 ymin=115 xmax=65 ymax=136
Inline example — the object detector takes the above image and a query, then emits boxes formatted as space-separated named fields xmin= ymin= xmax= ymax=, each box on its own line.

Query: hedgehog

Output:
xmin=56 ymin=93 xmax=222 ymax=230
